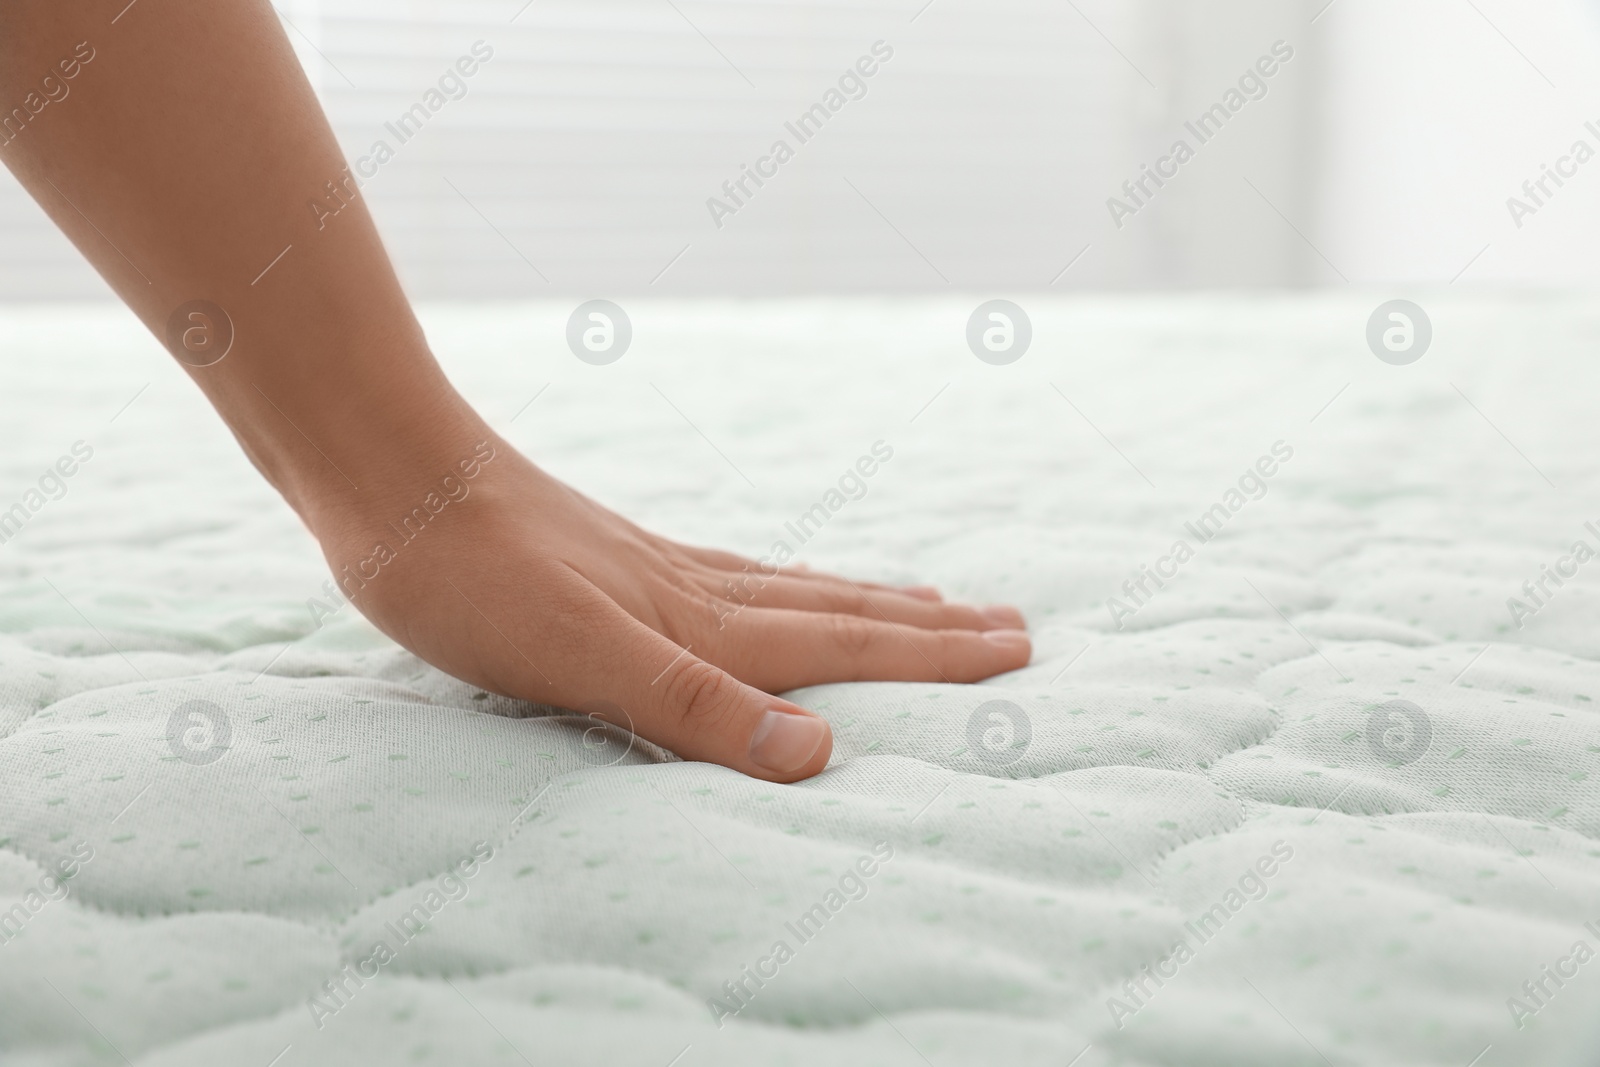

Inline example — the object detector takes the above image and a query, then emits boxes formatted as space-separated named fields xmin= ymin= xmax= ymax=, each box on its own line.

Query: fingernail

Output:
xmin=983 ymin=628 xmax=1031 ymax=651
xmin=749 ymin=710 xmax=828 ymax=774
xmin=980 ymin=604 xmax=1026 ymax=628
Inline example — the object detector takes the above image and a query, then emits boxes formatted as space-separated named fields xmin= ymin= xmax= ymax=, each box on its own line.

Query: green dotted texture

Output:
xmin=2 ymin=296 xmax=1599 ymax=1066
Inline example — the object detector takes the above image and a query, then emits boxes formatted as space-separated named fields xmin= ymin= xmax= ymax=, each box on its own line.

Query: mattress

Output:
xmin=1 ymin=294 xmax=1598 ymax=1066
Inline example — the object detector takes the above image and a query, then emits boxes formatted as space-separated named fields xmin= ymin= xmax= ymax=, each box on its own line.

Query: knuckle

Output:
xmin=659 ymin=585 xmax=720 ymax=643
xmin=830 ymin=586 xmax=872 ymax=616
xmin=828 ymin=613 xmax=879 ymax=659
xmin=939 ymin=605 xmax=981 ymax=630
xmin=936 ymin=628 xmax=973 ymax=662
xmin=661 ymin=658 xmax=739 ymax=736
xmin=807 ymin=577 xmax=865 ymax=613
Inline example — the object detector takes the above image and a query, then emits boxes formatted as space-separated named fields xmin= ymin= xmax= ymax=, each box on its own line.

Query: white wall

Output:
xmin=0 ymin=0 xmax=1332 ymax=298
xmin=1317 ymin=0 xmax=1600 ymax=287
xmin=24 ymin=0 xmax=1550 ymax=299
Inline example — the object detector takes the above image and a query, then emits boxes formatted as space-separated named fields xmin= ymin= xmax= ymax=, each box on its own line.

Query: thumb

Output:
xmin=608 ymin=626 xmax=832 ymax=783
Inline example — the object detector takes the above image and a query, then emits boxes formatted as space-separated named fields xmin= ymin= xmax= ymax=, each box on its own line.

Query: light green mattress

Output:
xmin=1 ymin=295 xmax=1597 ymax=1066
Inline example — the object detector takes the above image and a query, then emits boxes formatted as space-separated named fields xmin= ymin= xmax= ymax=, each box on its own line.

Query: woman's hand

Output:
xmin=309 ymin=423 xmax=1030 ymax=782
xmin=0 ymin=0 xmax=1028 ymax=782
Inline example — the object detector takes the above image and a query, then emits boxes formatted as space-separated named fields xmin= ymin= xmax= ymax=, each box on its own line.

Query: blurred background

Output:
xmin=6 ymin=0 xmax=1600 ymax=299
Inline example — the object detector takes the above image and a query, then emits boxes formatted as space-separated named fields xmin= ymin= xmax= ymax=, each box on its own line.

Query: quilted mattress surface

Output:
xmin=1 ymin=294 xmax=1598 ymax=1066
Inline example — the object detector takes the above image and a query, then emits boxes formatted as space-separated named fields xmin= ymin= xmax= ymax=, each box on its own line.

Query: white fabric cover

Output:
xmin=0 ymin=296 xmax=1597 ymax=1066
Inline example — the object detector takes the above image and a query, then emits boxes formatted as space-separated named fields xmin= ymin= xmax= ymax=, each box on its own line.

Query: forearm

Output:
xmin=0 ymin=0 xmax=481 ymax=530
xmin=1 ymin=1 xmax=1031 ymax=785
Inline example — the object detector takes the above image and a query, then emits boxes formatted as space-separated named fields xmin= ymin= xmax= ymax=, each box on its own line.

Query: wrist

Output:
xmin=253 ymin=376 xmax=501 ymax=543
xmin=308 ymin=431 xmax=511 ymax=601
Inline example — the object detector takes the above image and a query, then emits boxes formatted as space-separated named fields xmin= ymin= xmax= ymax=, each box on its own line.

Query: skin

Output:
xmin=0 ymin=0 xmax=1030 ymax=783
